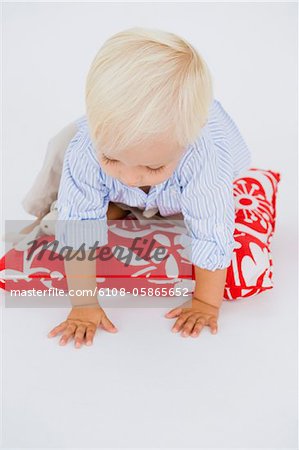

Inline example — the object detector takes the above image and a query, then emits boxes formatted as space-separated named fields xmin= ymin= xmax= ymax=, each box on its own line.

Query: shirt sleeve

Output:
xmin=178 ymin=128 xmax=236 ymax=271
xmin=55 ymin=129 xmax=109 ymax=250
xmin=210 ymin=99 xmax=252 ymax=178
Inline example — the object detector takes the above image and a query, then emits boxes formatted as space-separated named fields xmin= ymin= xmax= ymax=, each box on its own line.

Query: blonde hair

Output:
xmin=85 ymin=27 xmax=213 ymax=154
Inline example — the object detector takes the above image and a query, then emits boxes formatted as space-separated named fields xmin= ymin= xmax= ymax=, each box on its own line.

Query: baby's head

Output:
xmin=85 ymin=27 xmax=213 ymax=187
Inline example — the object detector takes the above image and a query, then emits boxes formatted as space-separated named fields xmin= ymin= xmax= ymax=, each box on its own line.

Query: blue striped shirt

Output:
xmin=55 ymin=98 xmax=251 ymax=271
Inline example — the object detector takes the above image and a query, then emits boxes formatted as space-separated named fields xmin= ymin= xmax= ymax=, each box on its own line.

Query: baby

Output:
xmin=23 ymin=27 xmax=251 ymax=347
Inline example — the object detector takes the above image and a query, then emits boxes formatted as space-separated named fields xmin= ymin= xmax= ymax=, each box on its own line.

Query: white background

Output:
xmin=1 ymin=2 xmax=298 ymax=448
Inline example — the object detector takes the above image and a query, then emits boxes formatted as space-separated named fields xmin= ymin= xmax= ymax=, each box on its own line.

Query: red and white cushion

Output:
xmin=0 ymin=168 xmax=281 ymax=301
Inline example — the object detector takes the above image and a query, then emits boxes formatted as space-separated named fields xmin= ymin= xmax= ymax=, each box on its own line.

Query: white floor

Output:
xmin=2 ymin=3 xmax=297 ymax=447
xmin=1 ymin=222 xmax=297 ymax=449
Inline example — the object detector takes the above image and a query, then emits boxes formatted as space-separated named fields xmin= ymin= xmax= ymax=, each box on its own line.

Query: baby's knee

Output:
xmin=107 ymin=202 xmax=130 ymax=220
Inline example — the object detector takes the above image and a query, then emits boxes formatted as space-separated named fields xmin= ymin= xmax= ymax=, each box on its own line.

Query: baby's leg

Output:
xmin=22 ymin=120 xmax=78 ymax=219
xmin=19 ymin=121 xmax=78 ymax=234
xmin=19 ymin=201 xmax=129 ymax=235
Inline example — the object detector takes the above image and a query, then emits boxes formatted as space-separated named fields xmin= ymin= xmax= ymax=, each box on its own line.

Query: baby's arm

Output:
xmin=48 ymin=254 xmax=118 ymax=347
xmin=193 ymin=265 xmax=227 ymax=309
xmin=165 ymin=107 xmax=236 ymax=337
xmin=47 ymin=123 xmax=122 ymax=348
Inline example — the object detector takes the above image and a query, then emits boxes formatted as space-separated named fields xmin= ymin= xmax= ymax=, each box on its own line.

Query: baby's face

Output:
xmin=98 ymin=135 xmax=186 ymax=187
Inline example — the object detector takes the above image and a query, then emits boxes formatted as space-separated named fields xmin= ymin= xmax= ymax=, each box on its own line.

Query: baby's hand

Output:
xmin=164 ymin=297 xmax=219 ymax=338
xmin=48 ymin=304 xmax=118 ymax=348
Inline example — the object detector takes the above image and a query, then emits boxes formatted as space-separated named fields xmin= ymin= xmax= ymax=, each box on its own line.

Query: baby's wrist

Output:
xmin=72 ymin=302 xmax=100 ymax=309
xmin=192 ymin=296 xmax=221 ymax=309
xmin=70 ymin=295 xmax=99 ymax=309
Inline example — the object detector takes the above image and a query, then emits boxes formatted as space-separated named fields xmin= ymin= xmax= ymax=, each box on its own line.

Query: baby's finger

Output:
xmin=181 ymin=317 xmax=197 ymax=337
xmin=59 ymin=323 xmax=77 ymax=346
xmin=191 ymin=319 xmax=206 ymax=338
xmin=74 ymin=324 xmax=87 ymax=348
xmin=48 ymin=321 xmax=68 ymax=338
xmin=85 ymin=325 xmax=97 ymax=346
xmin=164 ymin=307 xmax=183 ymax=318
xmin=171 ymin=312 xmax=193 ymax=333
xmin=209 ymin=318 xmax=218 ymax=335
xmin=101 ymin=315 xmax=118 ymax=333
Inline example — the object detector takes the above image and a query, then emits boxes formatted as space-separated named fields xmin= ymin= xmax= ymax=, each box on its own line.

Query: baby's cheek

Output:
xmin=107 ymin=166 xmax=120 ymax=178
xmin=116 ymin=167 xmax=123 ymax=178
